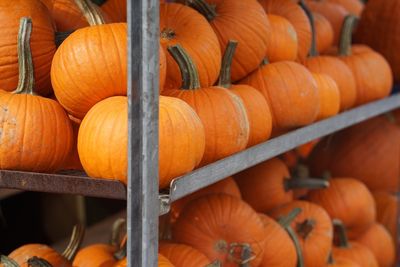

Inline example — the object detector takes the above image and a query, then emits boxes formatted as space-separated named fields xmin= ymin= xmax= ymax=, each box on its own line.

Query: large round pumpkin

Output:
xmin=372 ymin=191 xmax=398 ymax=244
xmin=172 ymin=194 xmax=266 ymax=267
xmin=267 ymin=15 xmax=298 ymax=62
xmin=159 ymin=243 xmax=211 ymax=267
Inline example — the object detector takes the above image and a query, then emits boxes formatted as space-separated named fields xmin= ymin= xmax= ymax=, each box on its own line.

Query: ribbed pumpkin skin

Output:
xmin=0 ymin=93 xmax=73 ymax=172
xmin=163 ymin=88 xmax=249 ymax=166
xmin=312 ymin=73 xmax=340 ymax=120
xmin=314 ymin=12 xmax=334 ymax=54
xmin=234 ymin=158 xmax=292 ymax=213
xmin=0 ymin=0 xmax=55 ymax=96
xmin=327 ymin=258 xmax=361 ymax=267
xmin=59 ymin=116 xmax=83 ymax=170
xmin=356 ymin=223 xmax=395 ymax=267
xmin=258 ymin=214 xmax=297 ymax=267
xmin=160 ymin=46 xmax=167 ymax=93
xmin=158 ymin=254 xmax=175 ymax=267
xmin=159 ymin=243 xmax=211 ymax=267
xmin=73 ymin=244 xmax=116 ymax=267
xmin=332 ymin=242 xmax=378 ymax=267
xmin=304 ymin=56 xmax=357 ymax=111
xmin=355 ymin=0 xmax=400 ymax=82
xmin=335 ymin=45 xmax=393 ymax=106
xmin=267 ymin=15 xmax=298 ymax=62
xmin=372 ymin=192 xmax=398 ymax=244
xmin=269 ymin=201 xmax=333 ymax=267
xmin=78 ymin=96 xmax=205 ymax=188
xmin=307 ymin=178 xmax=376 ymax=239
xmin=327 ymin=0 xmax=363 ymax=16
xmin=241 ymin=61 xmax=319 ymax=130
xmin=9 ymin=244 xmax=70 ymax=267
xmin=113 ymin=258 xmax=126 ymax=267
xmin=101 ymin=0 xmax=126 ymax=22
xmin=172 ymin=194 xmax=266 ymax=267
xmin=51 ymin=23 xmax=127 ymax=119
xmin=259 ymin=0 xmax=311 ymax=62
xmin=160 ymin=3 xmax=221 ymax=89
xmin=308 ymin=116 xmax=400 ymax=192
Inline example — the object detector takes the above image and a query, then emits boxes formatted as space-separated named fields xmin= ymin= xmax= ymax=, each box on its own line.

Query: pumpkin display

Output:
xmin=172 ymin=194 xmax=266 ymax=267
xmin=355 ymin=223 xmax=395 ymax=267
xmin=313 ymin=12 xmax=334 ymax=54
xmin=308 ymin=116 xmax=400 ymax=192
xmin=159 ymin=243 xmax=211 ymax=267
xmin=163 ymin=45 xmax=248 ymax=165
xmin=326 ymin=0 xmax=363 ymax=16
xmin=100 ymin=0 xmax=126 ymax=22
xmin=266 ymin=15 xmax=298 ymax=62
xmin=372 ymin=191 xmax=398 ymax=242
xmin=312 ymin=73 xmax=340 ymax=120
xmin=78 ymin=95 xmax=205 ymax=187
xmin=160 ymin=3 xmax=221 ymax=89
xmin=259 ymin=0 xmax=312 ymax=62
xmin=0 ymin=17 xmax=73 ymax=173
xmin=241 ymin=60 xmax=319 ymax=131
xmin=158 ymin=254 xmax=175 ymax=267
xmin=234 ymin=158 xmax=328 ymax=213
xmin=186 ymin=0 xmax=270 ymax=82
xmin=355 ymin=0 xmax=400 ymax=82
xmin=219 ymin=41 xmax=272 ymax=147
xmin=0 ymin=0 xmax=55 ymax=96
xmin=269 ymin=200 xmax=333 ymax=267
xmin=332 ymin=220 xmax=379 ymax=267
xmin=307 ymin=178 xmax=376 ymax=239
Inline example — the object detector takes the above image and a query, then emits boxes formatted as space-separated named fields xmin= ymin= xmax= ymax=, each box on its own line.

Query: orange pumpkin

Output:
xmin=356 ymin=223 xmax=395 ymax=267
xmin=313 ymin=12 xmax=334 ymax=54
xmin=307 ymin=178 xmax=376 ymax=239
xmin=159 ymin=243 xmax=211 ymax=267
xmin=372 ymin=191 xmax=398 ymax=244
xmin=270 ymin=200 xmax=333 ymax=267
xmin=172 ymin=194 xmax=266 ymax=267
xmin=326 ymin=0 xmax=363 ymax=16
xmin=241 ymin=60 xmax=319 ymax=131
xmin=158 ymin=254 xmax=175 ymax=267
xmin=326 ymin=256 xmax=360 ymax=267
xmin=59 ymin=115 xmax=83 ymax=171
xmin=73 ymin=244 xmax=117 ymax=267
xmin=160 ymin=3 xmax=221 ymax=89
xmin=100 ymin=0 xmax=126 ymax=22
xmin=312 ymin=73 xmax=340 ymax=120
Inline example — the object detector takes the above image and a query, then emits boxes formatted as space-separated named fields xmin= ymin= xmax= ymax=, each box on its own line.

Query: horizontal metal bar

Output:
xmin=0 ymin=170 xmax=126 ymax=199
xmin=170 ymin=94 xmax=400 ymax=202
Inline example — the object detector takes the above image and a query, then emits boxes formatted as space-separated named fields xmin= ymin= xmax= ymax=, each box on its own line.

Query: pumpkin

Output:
xmin=160 ymin=3 xmax=221 ymax=89
xmin=163 ymin=45 xmax=248 ymax=165
xmin=0 ymin=0 xmax=55 ymax=96
xmin=269 ymin=200 xmax=333 ymax=267
xmin=78 ymin=95 xmax=205 ymax=187
xmin=326 ymin=255 xmax=360 ymax=267
xmin=313 ymin=12 xmax=334 ymax=54
xmin=312 ymin=73 xmax=340 ymax=120
xmin=307 ymin=178 xmax=376 ymax=239
xmin=241 ymin=60 xmax=319 ymax=131
xmin=332 ymin=220 xmax=379 ymax=267
xmin=172 ymin=194 xmax=266 ymax=267
xmin=158 ymin=254 xmax=175 ymax=267
xmin=0 ymin=17 xmax=73 ymax=173
xmin=159 ymin=243 xmax=212 ymax=267
xmin=234 ymin=158 xmax=328 ymax=213
xmin=186 ymin=0 xmax=270 ymax=81
xmin=356 ymin=223 xmax=395 ymax=267
xmin=355 ymin=0 xmax=400 ymax=82
xmin=266 ymin=15 xmax=298 ymax=62
xmin=308 ymin=116 xmax=400 ymax=192
xmin=372 ymin=191 xmax=398 ymax=243
xmin=58 ymin=115 xmax=83 ymax=171
xmin=326 ymin=0 xmax=363 ymax=16
xmin=1 ymin=256 xmax=53 ymax=267
xmin=219 ymin=41 xmax=272 ymax=147
xmin=259 ymin=0 xmax=311 ymax=62
xmin=100 ymin=0 xmax=126 ymax=22
xmin=73 ymin=244 xmax=117 ymax=267
xmin=170 ymin=177 xmax=241 ymax=223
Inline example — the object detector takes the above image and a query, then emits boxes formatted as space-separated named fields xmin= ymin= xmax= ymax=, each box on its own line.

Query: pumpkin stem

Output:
xmin=110 ymin=218 xmax=126 ymax=247
xmin=299 ymin=0 xmax=318 ymax=57
xmin=260 ymin=58 xmax=270 ymax=66
xmin=0 ymin=255 xmax=19 ymax=267
xmin=206 ymin=260 xmax=223 ymax=267
xmin=61 ymin=223 xmax=85 ymax=261
xmin=219 ymin=40 xmax=238 ymax=88
xmin=188 ymin=0 xmax=217 ymax=21
xmin=327 ymin=252 xmax=335 ymax=265
xmin=227 ymin=243 xmax=256 ymax=266
xmin=338 ymin=15 xmax=359 ymax=56
xmin=13 ymin=17 xmax=35 ymax=95
xmin=27 ymin=257 xmax=53 ymax=267
xmin=114 ymin=240 xmax=127 ymax=261
xmin=74 ymin=0 xmax=105 ymax=26
xmin=167 ymin=44 xmax=201 ymax=90
xmin=284 ymin=177 xmax=329 ymax=191
xmin=278 ymin=207 xmax=302 ymax=228
xmin=333 ymin=219 xmax=350 ymax=248
xmin=286 ymin=226 xmax=305 ymax=267
xmin=296 ymin=219 xmax=316 ymax=239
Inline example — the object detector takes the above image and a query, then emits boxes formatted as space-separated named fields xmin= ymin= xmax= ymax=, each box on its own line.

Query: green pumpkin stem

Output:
xmin=296 ymin=219 xmax=316 ymax=239
xmin=286 ymin=226 xmax=305 ymax=267
xmin=13 ymin=17 xmax=35 ymax=95
xmin=327 ymin=252 xmax=335 ymax=265
xmin=114 ymin=241 xmax=127 ymax=261
xmin=206 ymin=260 xmax=222 ymax=267
xmin=260 ymin=58 xmax=270 ymax=66
xmin=219 ymin=40 xmax=238 ymax=88
xmin=61 ymin=224 xmax=85 ymax=261
xmin=167 ymin=44 xmax=201 ymax=90
xmin=333 ymin=219 xmax=350 ymax=248
xmin=27 ymin=257 xmax=53 ymax=267
xmin=0 ymin=255 xmax=19 ymax=267
xmin=188 ymin=0 xmax=217 ymax=21
xmin=110 ymin=218 xmax=126 ymax=248
xmin=74 ymin=0 xmax=105 ymax=26
xmin=299 ymin=0 xmax=318 ymax=57
xmin=278 ymin=207 xmax=302 ymax=228
xmin=338 ymin=15 xmax=359 ymax=56
xmin=284 ymin=177 xmax=329 ymax=191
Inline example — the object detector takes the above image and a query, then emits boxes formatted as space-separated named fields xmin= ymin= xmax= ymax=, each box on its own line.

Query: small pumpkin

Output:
xmin=99 ymin=0 xmax=126 ymax=22
xmin=313 ymin=12 xmax=334 ymax=53
xmin=269 ymin=200 xmax=333 ymax=267
xmin=159 ymin=243 xmax=212 ymax=267
xmin=372 ymin=191 xmax=398 ymax=245
xmin=172 ymin=194 xmax=266 ymax=267
xmin=312 ymin=73 xmax=340 ymax=120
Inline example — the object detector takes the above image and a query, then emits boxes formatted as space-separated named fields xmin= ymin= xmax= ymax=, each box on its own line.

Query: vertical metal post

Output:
xmin=127 ymin=0 xmax=159 ymax=266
